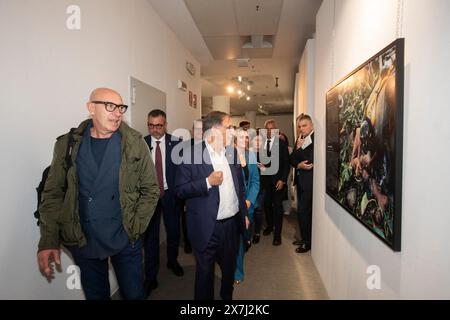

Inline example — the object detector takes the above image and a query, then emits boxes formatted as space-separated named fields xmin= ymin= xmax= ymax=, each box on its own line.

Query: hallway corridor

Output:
xmin=146 ymin=213 xmax=328 ymax=300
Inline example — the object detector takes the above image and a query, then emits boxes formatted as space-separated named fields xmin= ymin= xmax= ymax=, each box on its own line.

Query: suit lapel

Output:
xmin=202 ymin=141 xmax=214 ymax=175
xmin=78 ymin=126 xmax=99 ymax=187
xmin=165 ymin=134 xmax=172 ymax=170
xmin=225 ymin=146 xmax=240 ymax=194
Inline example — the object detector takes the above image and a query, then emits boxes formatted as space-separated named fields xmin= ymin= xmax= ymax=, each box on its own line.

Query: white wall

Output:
xmin=295 ymin=38 xmax=316 ymax=128
xmin=0 ymin=0 xmax=201 ymax=299
xmin=313 ymin=0 xmax=450 ymax=299
xmin=231 ymin=114 xmax=294 ymax=147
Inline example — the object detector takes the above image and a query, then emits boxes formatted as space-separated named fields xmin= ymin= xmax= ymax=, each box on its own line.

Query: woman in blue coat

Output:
xmin=234 ymin=128 xmax=260 ymax=284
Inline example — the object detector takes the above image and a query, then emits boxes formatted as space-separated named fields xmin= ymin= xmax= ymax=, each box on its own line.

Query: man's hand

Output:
xmin=37 ymin=249 xmax=61 ymax=280
xmin=296 ymin=137 xmax=305 ymax=149
xmin=208 ymin=171 xmax=223 ymax=186
xmin=275 ymin=180 xmax=285 ymax=191
xmin=245 ymin=216 xmax=250 ymax=229
xmin=298 ymin=160 xmax=313 ymax=171
xmin=257 ymin=162 xmax=267 ymax=172
xmin=245 ymin=200 xmax=251 ymax=209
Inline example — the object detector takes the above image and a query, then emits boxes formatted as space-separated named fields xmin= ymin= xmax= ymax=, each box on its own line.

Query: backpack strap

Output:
xmin=62 ymin=128 xmax=76 ymax=193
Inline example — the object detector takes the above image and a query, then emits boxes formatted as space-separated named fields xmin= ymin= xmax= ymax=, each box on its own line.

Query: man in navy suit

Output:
xmin=143 ymin=109 xmax=184 ymax=298
xmin=175 ymin=111 xmax=247 ymax=300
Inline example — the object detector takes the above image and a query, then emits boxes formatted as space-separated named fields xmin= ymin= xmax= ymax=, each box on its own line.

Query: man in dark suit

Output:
xmin=143 ymin=109 xmax=184 ymax=298
xmin=179 ymin=119 xmax=204 ymax=254
xmin=259 ymin=119 xmax=290 ymax=246
xmin=290 ymin=114 xmax=314 ymax=253
xmin=175 ymin=111 xmax=247 ymax=300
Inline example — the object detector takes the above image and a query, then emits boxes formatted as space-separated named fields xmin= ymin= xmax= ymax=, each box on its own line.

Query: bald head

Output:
xmin=89 ymin=88 xmax=122 ymax=104
xmin=86 ymin=88 xmax=124 ymax=138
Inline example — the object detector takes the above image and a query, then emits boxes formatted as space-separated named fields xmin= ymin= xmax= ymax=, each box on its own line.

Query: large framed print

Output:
xmin=326 ymin=39 xmax=404 ymax=251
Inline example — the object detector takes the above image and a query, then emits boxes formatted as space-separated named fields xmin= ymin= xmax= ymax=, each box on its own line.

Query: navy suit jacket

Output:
xmin=144 ymin=133 xmax=180 ymax=191
xmin=290 ymin=133 xmax=314 ymax=191
xmin=175 ymin=142 xmax=247 ymax=252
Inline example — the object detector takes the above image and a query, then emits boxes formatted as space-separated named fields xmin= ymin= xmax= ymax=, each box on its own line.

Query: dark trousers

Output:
xmin=193 ymin=216 xmax=240 ymax=300
xmin=252 ymin=191 xmax=265 ymax=236
xmin=143 ymin=189 xmax=180 ymax=283
xmin=297 ymin=188 xmax=313 ymax=246
xmin=180 ymin=200 xmax=191 ymax=248
xmin=263 ymin=180 xmax=284 ymax=241
xmin=68 ymin=240 xmax=144 ymax=300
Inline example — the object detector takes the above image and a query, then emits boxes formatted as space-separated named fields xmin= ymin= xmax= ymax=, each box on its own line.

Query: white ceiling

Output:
xmin=148 ymin=0 xmax=322 ymax=115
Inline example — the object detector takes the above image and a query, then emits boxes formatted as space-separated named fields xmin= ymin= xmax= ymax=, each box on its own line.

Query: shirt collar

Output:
xmin=206 ymin=140 xmax=225 ymax=157
xmin=304 ymin=130 xmax=314 ymax=139
xmin=152 ymin=134 xmax=166 ymax=144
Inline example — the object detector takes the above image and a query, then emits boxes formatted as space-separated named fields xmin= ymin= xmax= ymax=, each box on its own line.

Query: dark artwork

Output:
xmin=326 ymin=39 xmax=404 ymax=251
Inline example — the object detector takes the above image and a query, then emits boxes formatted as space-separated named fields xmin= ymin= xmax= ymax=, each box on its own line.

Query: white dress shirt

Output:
xmin=150 ymin=134 xmax=168 ymax=190
xmin=264 ymin=137 xmax=275 ymax=151
xmin=205 ymin=142 xmax=239 ymax=220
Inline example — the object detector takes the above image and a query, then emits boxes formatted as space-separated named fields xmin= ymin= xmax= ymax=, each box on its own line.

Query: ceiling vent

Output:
xmin=236 ymin=58 xmax=250 ymax=68
xmin=242 ymin=35 xmax=273 ymax=49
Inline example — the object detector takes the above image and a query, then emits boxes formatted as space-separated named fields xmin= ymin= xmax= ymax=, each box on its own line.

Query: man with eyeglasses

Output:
xmin=143 ymin=109 xmax=184 ymax=298
xmin=37 ymin=88 xmax=160 ymax=300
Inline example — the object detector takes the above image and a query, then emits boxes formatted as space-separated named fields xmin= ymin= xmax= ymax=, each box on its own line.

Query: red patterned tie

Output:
xmin=155 ymin=141 xmax=164 ymax=197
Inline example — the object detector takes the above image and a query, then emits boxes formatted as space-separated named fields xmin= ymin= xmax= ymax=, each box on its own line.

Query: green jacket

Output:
xmin=38 ymin=119 xmax=160 ymax=251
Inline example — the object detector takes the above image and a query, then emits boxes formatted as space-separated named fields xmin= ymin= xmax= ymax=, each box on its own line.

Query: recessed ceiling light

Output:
xmin=227 ymin=86 xmax=235 ymax=94
xmin=246 ymin=96 xmax=251 ymax=101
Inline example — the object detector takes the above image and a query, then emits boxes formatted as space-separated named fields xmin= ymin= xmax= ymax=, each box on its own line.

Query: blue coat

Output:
xmin=175 ymin=142 xmax=248 ymax=252
xmin=75 ymin=126 xmax=129 ymax=259
xmin=242 ymin=151 xmax=260 ymax=217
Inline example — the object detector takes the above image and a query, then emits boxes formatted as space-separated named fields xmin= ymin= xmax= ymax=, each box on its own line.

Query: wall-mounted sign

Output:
xmin=186 ymin=61 xmax=196 ymax=76
xmin=189 ymin=91 xmax=193 ymax=106
xmin=177 ymin=80 xmax=187 ymax=91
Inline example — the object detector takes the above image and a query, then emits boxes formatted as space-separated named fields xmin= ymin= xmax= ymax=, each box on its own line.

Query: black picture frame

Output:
xmin=326 ymin=38 xmax=404 ymax=251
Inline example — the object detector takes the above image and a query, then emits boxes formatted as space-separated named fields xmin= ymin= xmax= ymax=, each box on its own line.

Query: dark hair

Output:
xmin=298 ymin=114 xmax=312 ymax=123
xmin=239 ymin=120 xmax=250 ymax=128
xmin=279 ymin=132 xmax=289 ymax=145
xmin=148 ymin=109 xmax=166 ymax=119
xmin=203 ymin=111 xmax=228 ymax=132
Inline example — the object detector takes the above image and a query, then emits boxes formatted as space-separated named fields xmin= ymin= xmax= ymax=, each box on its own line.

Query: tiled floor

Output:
xmin=148 ymin=213 xmax=328 ymax=300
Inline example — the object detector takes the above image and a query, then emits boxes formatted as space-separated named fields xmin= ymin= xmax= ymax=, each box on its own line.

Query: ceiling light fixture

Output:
xmin=226 ymin=76 xmax=254 ymax=101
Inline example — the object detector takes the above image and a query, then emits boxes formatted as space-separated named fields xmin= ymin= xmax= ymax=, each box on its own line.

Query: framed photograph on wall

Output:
xmin=326 ymin=38 xmax=404 ymax=251
xmin=193 ymin=94 xmax=197 ymax=108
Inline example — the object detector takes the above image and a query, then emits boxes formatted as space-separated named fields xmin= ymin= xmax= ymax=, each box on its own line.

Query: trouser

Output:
xmin=68 ymin=240 xmax=144 ymax=300
xmin=297 ymin=188 xmax=313 ymax=246
xmin=235 ymin=206 xmax=254 ymax=281
xmin=193 ymin=216 xmax=240 ymax=300
xmin=263 ymin=181 xmax=284 ymax=241
xmin=252 ymin=191 xmax=265 ymax=236
xmin=180 ymin=199 xmax=191 ymax=248
xmin=144 ymin=190 xmax=180 ymax=283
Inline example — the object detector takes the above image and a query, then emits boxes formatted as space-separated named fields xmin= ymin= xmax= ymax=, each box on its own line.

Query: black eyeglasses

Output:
xmin=91 ymin=101 xmax=128 ymax=114
xmin=147 ymin=123 xmax=165 ymax=129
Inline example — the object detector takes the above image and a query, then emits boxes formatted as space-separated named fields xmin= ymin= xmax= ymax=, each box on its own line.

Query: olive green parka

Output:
xmin=38 ymin=119 xmax=160 ymax=251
